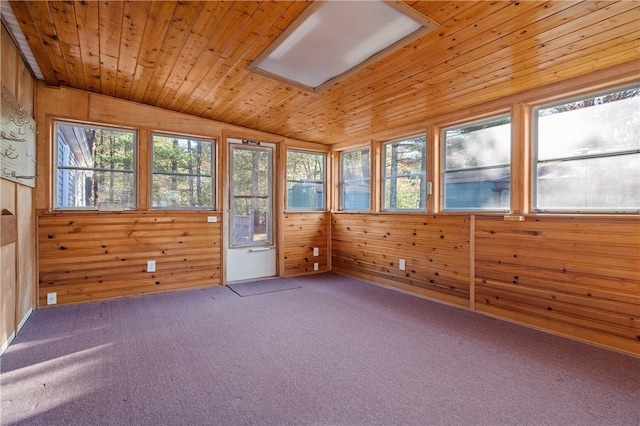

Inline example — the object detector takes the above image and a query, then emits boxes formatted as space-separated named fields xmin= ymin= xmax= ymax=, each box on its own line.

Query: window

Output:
xmin=442 ymin=116 xmax=511 ymax=211
xmin=152 ymin=134 xmax=214 ymax=209
xmin=340 ymin=147 xmax=370 ymax=210
xmin=54 ymin=122 xmax=136 ymax=209
xmin=533 ymin=85 xmax=640 ymax=212
xmin=286 ymin=150 xmax=326 ymax=210
xmin=382 ymin=135 xmax=426 ymax=210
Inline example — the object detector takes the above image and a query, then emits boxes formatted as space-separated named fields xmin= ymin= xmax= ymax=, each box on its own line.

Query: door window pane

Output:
xmin=231 ymin=145 xmax=273 ymax=246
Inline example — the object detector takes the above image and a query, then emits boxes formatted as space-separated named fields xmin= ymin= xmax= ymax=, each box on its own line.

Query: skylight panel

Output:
xmin=248 ymin=0 xmax=438 ymax=92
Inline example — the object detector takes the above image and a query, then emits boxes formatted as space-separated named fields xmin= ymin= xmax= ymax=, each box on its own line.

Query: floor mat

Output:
xmin=228 ymin=279 xmax=302 ymax=296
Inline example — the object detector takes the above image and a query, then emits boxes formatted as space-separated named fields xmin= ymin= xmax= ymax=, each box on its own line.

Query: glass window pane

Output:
xmin=342 ymin=149 xmax=370 ymax=181
xmin=537 ymin=88 xmax=640 ymax=161
xmin=54 ymin=122 xmax=136 ymax=209
xmin=536 ymin=154 xmax=640 ymax=211
xmin=231 ymin=197 xmax=271 ymax=245
xmin=444 ymin=120 xmax=511 ymax=169
xmin=152 ymin=136 xmax=212 ymax=174
xmin=442 ymin=116 xmax=511 ymax=211
xmin=287 ymin=150 xmax=325 ymax=210
xmin=152 ymin=175 xmax=213 ymax=208
xmin=534 ymin=86 xmax=640 ymax=212
xmin=383 ymin=176 xmax=425 ymax=209
xmin=383 ymin=136 xmax=426 ymax=210
xmin=230 ymin=145 xmax=273 ymax=246
xmin=151 ymin=134 xmax=214 ymax=209
xmin=341 ymin=148 xmax=370 ymax=210
xmin=56 ymin=170 xmax=135 ymax=209
xmin=444 ymin=167 xmax=510 ymax=210
xmin=232 ymin=148 xmax=270 ymax=196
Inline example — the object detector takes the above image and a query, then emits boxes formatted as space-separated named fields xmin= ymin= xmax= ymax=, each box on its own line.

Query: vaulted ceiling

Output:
xmin=6 ymin=1 xmax=640 ymax=144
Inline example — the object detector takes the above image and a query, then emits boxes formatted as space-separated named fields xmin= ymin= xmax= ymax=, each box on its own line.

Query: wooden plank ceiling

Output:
xmin=8 ymin=1 xmax=640 ymax=144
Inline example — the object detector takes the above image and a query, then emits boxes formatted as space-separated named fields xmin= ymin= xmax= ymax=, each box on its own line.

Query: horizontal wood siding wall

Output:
xmin=38 ymin=212 xmax=221 ymax=305
xmin=283 ymin=212 xmax=329 ymax=276
xmin=331 ymin=213 xmax=471 ymax=307
xmin=475 ymin=216 xmax=640 ymax=356
xmin=332 ymin=213 xmax=639 ymax=355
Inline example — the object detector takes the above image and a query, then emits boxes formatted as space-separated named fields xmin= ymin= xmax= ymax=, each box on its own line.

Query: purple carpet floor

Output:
xmin=1 ymin=273 xmax=638 ymax=425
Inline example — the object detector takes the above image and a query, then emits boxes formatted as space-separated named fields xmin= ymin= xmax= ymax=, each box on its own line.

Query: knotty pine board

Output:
xmin=331 ymin=213 xmax=471 ymax=306
xmin=283 ymin=212 xmax=329 ymax=276
xmin=474 ymin=215 xmax=640 ymax=356
xmin=38 ymin=211 xmax=222 ymax=305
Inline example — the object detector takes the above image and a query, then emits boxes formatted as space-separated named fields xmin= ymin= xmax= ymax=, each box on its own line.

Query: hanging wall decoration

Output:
xmin=1 ymin=84 xmax=36 ymax=187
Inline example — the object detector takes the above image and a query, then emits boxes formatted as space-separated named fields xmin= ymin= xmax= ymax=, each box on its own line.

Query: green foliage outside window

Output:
xmin=152 ymin=134 xmax=214 ymax=209
xmin=54 ymin=122 xmax=135 ymax=209
xmin=230 ymin=145 xmax=272 ymax=245
xmin=383 ymin=136 xmax=426 ymax=210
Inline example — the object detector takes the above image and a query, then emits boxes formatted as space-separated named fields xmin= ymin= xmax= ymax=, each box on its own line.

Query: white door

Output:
xmin=226 ymin=139 xmax=276 ymax=282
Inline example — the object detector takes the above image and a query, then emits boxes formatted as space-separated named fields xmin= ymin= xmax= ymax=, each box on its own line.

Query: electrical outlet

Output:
xmin=313 ymin=247 xmax=319 ymax=256
xmin=399 ymin=259 xmax=406 ymax=270
xmin=207 ymin=216 xmax=218 ymax=223
xmin=147 ymin=260 xmax=156 ymax=272
xmin=47 ymin=292 xmax=57 ymax=305
xmin=314 ymin=262 xmax=319 ymax=271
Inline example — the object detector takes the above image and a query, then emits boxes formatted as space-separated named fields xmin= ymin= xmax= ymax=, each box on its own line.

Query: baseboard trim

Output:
xmin=17 ymin=308 xmax=33 ymax=333
xmin=0 ymin=332 xmax=16 ymax=357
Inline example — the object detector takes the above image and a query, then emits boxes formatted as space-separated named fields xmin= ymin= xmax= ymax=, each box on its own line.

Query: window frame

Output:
xmin=381 ymin=134 xmax=427 ymax=212
xmin=440 ymin=114 xmax=512 ymax=212
xmin=339 ymin=146 xmax=371 ymax=211
xmin=285 ymin=149 xmax=327 ymax=211
xmin=53 ymin=120 xmax=137 ymax=210
xmin=531 ymin=83 xmax=640 ymax=213
xmin=150 ymin=132 xmax=216 ymax=210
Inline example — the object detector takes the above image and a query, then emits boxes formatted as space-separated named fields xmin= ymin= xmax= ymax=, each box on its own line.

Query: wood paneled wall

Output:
xmin=331 ymin=212 xmax=640 ymax=356
xmin=38 ymin=212 xmax=221 ymax=305
xmin=1 ymin=23 xmax=36 ymax=354
xmin=283 ymin=212 xmax=329 ymax=276
xmin=475 ymin=216 xmax=640 ymax=355
xmin=34 ymin=83 xmax=328 ymax=305
xmin=332 ymin=213 xmax=471 ymax=307
xmin=329 ymin=63 xmax=639 ymax=356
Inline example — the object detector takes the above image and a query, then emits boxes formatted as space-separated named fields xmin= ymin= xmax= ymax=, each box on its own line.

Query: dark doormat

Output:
xmin=228 ymin=279 xmax=302 ymax=297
